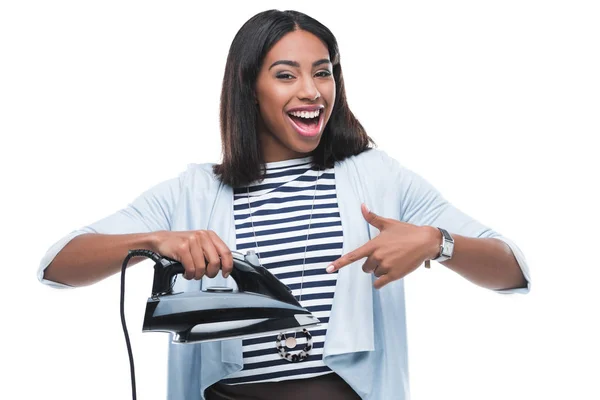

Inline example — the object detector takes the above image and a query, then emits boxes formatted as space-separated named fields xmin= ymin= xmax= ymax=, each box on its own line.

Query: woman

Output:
xmin=38 ymin=9 xmax=530 ymax=400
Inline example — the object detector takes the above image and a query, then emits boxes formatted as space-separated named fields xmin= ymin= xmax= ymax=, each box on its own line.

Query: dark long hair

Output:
xmin=213 ymin=9 xmax=375 ymax=187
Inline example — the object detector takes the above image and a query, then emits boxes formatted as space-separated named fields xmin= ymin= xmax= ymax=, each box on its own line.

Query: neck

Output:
xmin=257 ymin=121 xmax=315 ymax=162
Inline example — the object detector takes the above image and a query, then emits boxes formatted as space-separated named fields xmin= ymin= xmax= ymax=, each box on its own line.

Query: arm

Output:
xmin=38 ymin=174 xmax=181 ymax=288
xmin=423 ymin=227 xmax=527 ymax=291
xmin=44 ymin=232 xmax=158 ymax=287
xmin=381 ymin=150 xmax=531 ymax=293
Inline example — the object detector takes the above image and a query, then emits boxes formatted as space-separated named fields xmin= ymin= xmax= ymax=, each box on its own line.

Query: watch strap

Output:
xmin=425 ymin=227 xmax=454 ymax=268
xmin=432 ymin=227 xmax=454 ymax=262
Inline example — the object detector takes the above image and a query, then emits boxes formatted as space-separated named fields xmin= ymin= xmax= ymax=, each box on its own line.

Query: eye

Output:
xmin=276 ymin=73 xmax=295 ymax=80
xmin=315 ymin=70 xmax=332 ymax=78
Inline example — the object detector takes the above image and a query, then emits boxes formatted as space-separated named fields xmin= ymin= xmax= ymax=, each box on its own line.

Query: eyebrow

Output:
xmin=268 ymin=58 xmax=331 ymax=70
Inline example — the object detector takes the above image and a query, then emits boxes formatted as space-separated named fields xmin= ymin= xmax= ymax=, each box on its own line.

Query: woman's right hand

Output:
xmin=150 ymin=230 xmax=234 ymax=280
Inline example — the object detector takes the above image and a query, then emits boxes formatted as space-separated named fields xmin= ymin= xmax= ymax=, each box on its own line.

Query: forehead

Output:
xmin=264 ymin=30 xmax=329 ymax=64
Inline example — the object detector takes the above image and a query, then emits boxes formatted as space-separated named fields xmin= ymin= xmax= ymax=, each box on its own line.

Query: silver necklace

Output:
xmin=246 ymin=164 xmax=321 ymax=362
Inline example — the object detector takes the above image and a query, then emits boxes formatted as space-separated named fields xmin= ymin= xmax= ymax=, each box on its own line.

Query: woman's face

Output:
xmin=255 ymin=29 xmax=336 ymax=162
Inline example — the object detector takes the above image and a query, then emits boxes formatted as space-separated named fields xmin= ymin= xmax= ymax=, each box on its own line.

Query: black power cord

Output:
xmin=120 ymin=249 xmax=163 ymax=400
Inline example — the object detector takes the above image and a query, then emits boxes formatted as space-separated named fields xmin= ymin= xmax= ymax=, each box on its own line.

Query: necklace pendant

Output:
xmin=285 ymin=337 xmax=297 ymax=348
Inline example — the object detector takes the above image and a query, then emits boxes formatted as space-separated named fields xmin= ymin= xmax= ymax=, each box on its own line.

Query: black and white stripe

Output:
xmin=221 ymin=156 xmax=343 ymax=385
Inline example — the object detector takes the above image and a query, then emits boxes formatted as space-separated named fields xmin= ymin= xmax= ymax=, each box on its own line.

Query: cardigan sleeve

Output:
xmin=377 ymin=150 xmax=531 ymax=294
xmin=37 ymin=172 xmax=185 ymax=289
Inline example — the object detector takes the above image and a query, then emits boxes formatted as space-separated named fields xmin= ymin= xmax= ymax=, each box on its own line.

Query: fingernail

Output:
xmin=363 ymin=203 xmax=370 ymax=213
xmin=326 ymin=265 xmax=335 ymax=273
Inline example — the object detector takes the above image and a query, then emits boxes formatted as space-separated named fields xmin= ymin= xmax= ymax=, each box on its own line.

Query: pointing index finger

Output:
xmin=326 ymin=242 xmax=374 ymax=273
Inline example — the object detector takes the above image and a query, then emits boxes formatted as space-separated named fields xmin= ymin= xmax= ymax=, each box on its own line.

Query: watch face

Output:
xmin=443 ymin=242 xmax=454 ymax=257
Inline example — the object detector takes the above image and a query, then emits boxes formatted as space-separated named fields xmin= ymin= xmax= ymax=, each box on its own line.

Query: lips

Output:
xmin=286 ymin=108 xmax=324 ymax=138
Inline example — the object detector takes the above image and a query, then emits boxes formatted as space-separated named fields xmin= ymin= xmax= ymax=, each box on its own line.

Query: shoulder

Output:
xmin=338 ymin=148 xmax=403 ymax=175
xmin=139 ymin=162 xmax=220 ymax=200
xmin=337 ymin=148 xmax=429 ymax=198
xmin=182 ymin=162 xmax=218 ymax=180
xmin=177 ymin=161 xmax=225 ymax=192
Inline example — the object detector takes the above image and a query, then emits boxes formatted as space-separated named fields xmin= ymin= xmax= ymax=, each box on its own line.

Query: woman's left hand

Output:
xmin=326 ymin=204 xmax=439 ymax=289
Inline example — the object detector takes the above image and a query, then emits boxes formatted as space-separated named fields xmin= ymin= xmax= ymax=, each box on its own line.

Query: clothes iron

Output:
xmin=142 ymin=250 xmax=321 ymax=343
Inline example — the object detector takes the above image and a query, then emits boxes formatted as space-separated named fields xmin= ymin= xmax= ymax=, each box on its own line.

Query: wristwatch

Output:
xmin=424 ymin=227 xmax=454 ymax=268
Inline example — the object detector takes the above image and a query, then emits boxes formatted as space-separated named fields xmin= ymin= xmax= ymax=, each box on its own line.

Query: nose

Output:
xmin=297 ymin=76 xmax=321 ymax=101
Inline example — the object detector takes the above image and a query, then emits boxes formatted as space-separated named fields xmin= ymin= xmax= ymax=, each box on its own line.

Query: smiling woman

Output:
xmin=37 ymin=8 xmax=530 ymax=400
xmin=254 ymin=31 xmax=335 ymax=160
xmin=214 ymin=10 xmax=373 ymax=187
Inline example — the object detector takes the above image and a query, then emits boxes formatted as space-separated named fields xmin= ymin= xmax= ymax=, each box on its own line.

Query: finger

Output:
xmin=178 ymin=243 xmax=196 ymax=280
xmin=207 ymin=230 xmax=234 ymax=278
xmin=327 ymin=242 xmax=375 ymax=273
xmin=189 ymin=233 xmax=207 ymax=280
xmin=361 ymin=254 xmax=378 ymax=274
xmin=373 ymin=265 xmax=387 ymax=278
xmin=199 ymin=232 xmax=220 ymax=279
xmin=373 ymin=274 xmax=393 ymax=289
xmin=361 ymin=203 xmax=386 ymax=230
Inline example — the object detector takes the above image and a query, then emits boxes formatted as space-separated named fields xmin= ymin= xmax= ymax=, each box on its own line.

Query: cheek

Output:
xmin=320 ymin=81 xmax=336 ymax=119
xmin=320 ymin=80 xmax=336 ymax=104
xmin=259 ymin=90 xmax=290 ymax=123
xmin=260 ymin=85 xmax=291 ymax=108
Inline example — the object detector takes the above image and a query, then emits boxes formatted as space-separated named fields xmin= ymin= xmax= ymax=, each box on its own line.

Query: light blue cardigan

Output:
xmin=38 ymin=149 xmax=531 ymax=399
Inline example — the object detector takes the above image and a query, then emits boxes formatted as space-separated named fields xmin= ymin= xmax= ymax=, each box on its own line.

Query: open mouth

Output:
xmin=286 ymin=108 xmax=324 ymax=137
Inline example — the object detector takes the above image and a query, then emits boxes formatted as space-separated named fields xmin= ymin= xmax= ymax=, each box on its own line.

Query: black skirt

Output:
xmin=204 ymin=372 xmax=361 ymax=400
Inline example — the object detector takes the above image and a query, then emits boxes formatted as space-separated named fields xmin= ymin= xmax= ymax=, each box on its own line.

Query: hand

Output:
xmin=326 ymin=204 xmax=439 ymax=289
xmin=149 ymin=230 xmax=234 ymax=280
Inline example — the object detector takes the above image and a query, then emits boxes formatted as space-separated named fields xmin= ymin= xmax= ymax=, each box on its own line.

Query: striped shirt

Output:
xmin=221 ymin=156 xmax=343 ymax=385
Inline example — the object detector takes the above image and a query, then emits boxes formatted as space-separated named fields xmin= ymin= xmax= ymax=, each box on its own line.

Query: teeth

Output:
xmin=288 ymin=109 xmax=321 ymax=119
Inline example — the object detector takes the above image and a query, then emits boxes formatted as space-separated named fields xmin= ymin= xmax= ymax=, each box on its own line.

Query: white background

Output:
xmin=1 ymin=1 xmax=599 ymax=399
